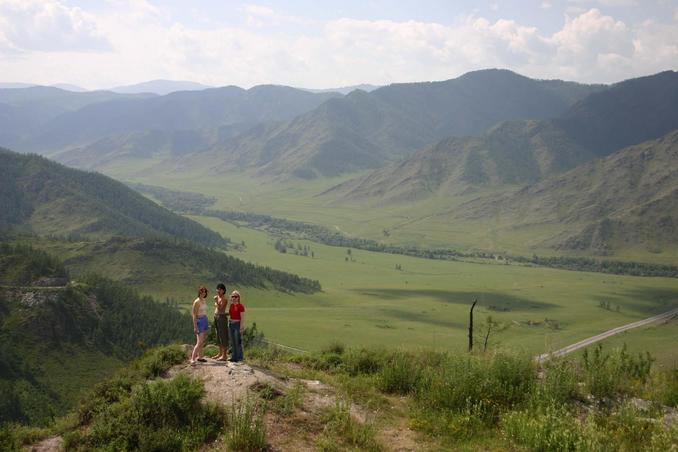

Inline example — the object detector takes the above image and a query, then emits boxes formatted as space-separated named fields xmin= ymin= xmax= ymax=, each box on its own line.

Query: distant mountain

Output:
xmin=328 ymin=120 xmax=595 ymax=202
xmin=50 ymin=83 xmax=88 ymax=92
xmin=198 ymin=69 xmax=603 ymax=178
xmin=457 ymin=129 xmax=678 ymax=253
xmin=0 ymin=148 xmax=226 ymax=247
xmin=111 ymin=79 xmax=214 ymax=95
xmin=555 ymin=70 xmax=678 ymax=156
xmin=329 ymin=70 xmax=678 ymax=202
xmin=14 ymin=85 xmax=340 ymax=155
xmin=0 ymin=87 xmax=154 ymax=149
xmin=0 ymin=82 xmax=35 ymax=89
xmin=301 ymin=84 xmax=380 ymax=95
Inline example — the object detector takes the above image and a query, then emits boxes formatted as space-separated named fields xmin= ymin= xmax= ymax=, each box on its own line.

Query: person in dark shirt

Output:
xmin=212 ymin=283 xmax=229 ymax=361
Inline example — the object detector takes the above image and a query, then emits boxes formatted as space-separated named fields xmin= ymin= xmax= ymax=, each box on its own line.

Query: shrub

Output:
xmin=416 ymin=352 xmax=535 ymax=424
xmin=502 ymin=404 xmax=587 ymax=451
xmin=321 ymin=341 xmax=346 ymax=355
xmin=530 ymin=358 xmax=581 ymax=408
xmin=320 ymin=399 xmax=381 ymax=451
xmin=649 ymin=369 xmax=678 ymax=407
xmin=582 ymin=344 xmax=654 ymax=401
xmin=343 ymin=348 xmax=385 ymax=376
xmin=227 ymin=398 xmax=267 ymax=451
xmin=72 ymin=375 xmax=225 ymax=451
xmin=378 ymin=351 xmax=421 ymax=395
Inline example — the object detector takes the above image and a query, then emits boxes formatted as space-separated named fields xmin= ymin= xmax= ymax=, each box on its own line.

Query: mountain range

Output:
xmin=192 ymin=69 xmax=604 ymax=178
xmin=329 ymin=71 xmax=678 ymax=202
xmin=2 ymin=69 xmax=677 ymax=256
xmin=456 ymin=129 xmax=678 ymax=253
xmin=0 ymin=69 xmax=602 ymax=179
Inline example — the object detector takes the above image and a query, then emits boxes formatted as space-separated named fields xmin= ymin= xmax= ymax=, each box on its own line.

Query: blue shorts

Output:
xmin=196 ymin=315 xmax=209 ymax=334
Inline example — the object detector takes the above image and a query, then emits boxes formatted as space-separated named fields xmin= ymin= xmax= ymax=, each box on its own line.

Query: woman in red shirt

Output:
xmin=228 ymin=290 xmax=245 ymax=362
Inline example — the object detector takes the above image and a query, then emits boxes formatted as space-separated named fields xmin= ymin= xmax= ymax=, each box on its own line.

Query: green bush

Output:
xmin=416 ymin=352 xmax=535 ymax=424
xmin=72 ymin=375 xmax=224 ymax=451
xmin=377 ymin=351 xmax=421 ymax=395
xmin=321 ymin=341 xmax=346 ymax=355
xmin=320 ymin=399 xmax=381 ymax=451
xmin=227 ymin=398 xmax=267 ymax=451
xmin=530 ymin=358 xmax=581 ymax=408
xmin=0 ymin=423 xmax=51 ymax=452
xmin=582 ymin=344 xmax=654 ymax=402
xmin=648 ymin=368 xmax=678 ymax=407
xmin=343 ymin=348 xmax=385 ymax=376
xmin=502 ymin=404 xmax=588 ymax=451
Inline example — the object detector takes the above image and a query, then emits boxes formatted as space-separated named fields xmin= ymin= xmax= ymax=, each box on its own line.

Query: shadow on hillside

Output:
xmin=352 ymin=289 xmax=555 ymax=311
xmin=377 ymin=307 xmax=466 ymax=329
xmin=592 ymin=287 xmax=678 ymax=316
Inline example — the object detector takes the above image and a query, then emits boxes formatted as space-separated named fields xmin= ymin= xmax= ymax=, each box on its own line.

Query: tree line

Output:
xmin=198 ymin=210 xmax=678 ymax=278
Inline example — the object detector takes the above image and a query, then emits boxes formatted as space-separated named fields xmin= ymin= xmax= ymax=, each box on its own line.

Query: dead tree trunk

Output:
xmin=483 ymin=317 xmax=494 ymax=352
xmin=468 ymin=299 xmax=477 ymax=352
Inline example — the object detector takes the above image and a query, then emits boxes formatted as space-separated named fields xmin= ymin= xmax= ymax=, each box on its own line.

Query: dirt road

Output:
xmin=536 ymin=307 xmax=678 ymax=363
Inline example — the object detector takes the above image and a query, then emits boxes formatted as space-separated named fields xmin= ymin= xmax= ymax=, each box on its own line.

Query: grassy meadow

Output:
xmin=56 ymin=168 xmax=678 ymax=362
xmin=121 ymin=169 xmax=678 ymax=264
xmin=174 ymin=214 xmax=677 ymax=361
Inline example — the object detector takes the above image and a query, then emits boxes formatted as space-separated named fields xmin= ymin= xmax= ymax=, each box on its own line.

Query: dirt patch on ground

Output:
xmin=166 ymin=357 xmax=438 ymax=451
xmin=25 ymin=436 xmax=63 ymax=452
xmin=167 ymin=359 xmax=285 ymax=405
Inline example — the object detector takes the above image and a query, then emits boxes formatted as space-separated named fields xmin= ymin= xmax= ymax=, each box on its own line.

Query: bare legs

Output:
xmin=190 ymin=331 xmax=206 ymax=364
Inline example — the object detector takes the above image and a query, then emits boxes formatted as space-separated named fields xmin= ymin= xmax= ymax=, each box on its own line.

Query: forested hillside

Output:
xmin=0 ymin=148 xmax=226 ymax=247
xmin=30 ymin=236 xmax=322 ymax=294
xmin=0 ymin=244 xmax=192 ymax=425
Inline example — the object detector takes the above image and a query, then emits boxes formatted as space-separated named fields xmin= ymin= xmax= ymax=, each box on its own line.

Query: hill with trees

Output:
xmin=0 ymin=243 xmax=192 ymax=425
xmin=0 ymin=148 xmax=226 ymax=247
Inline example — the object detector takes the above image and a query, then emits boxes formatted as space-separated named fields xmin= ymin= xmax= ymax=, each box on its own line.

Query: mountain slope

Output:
xmin=458 ymin=129 xmax=678 ymax=253
xmin=0 ymin=87 xmax=154 ymax=149
xmin=327 ymin=120 xmax=595 ymax=202
xmin=0 ymin=148 xmax=226 ymax=247
xmin=17 ymin=85 xmax=341 ymax=154
xmin=198 ymin=69 xmax=603 ymax=178
xmin=0 ymin=244 xmax=191 ymax=425
xmin=556 ymin=70 xmax=678 ymax=156
xmin=328 ymin=70 xmax=678 ymax=203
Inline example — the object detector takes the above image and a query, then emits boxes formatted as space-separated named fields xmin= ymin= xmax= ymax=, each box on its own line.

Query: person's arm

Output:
xmin=239 ymin=305 xmax=245 ymax=332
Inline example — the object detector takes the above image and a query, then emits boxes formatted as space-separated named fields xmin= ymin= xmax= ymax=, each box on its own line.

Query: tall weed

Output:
xmin=227 ymin=397 xmax=267 ymax=451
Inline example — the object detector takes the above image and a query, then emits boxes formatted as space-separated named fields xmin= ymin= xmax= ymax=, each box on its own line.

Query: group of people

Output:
xmin=190 ymin=283 xmax=246 ymax=365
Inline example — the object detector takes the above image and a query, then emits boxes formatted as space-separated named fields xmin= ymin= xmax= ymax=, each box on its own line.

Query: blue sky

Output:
xmin=0 ymin=0 xmax=676 ymax=89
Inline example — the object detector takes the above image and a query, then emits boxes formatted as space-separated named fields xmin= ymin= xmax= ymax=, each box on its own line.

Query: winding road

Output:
xmin=536 ymin=307 xmax=678 ymax=363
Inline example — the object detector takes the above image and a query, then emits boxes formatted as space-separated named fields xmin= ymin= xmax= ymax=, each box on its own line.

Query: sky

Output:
xmin=0 ymin=0 xmax=676 ymax=89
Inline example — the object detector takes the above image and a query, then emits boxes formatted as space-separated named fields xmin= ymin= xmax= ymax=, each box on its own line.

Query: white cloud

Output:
xmin=570 ymin=0 xmax=638 ymax=6
xmin=0 ymin=3 xmax=675 ymax=88
xmin=0 ymin=0 xmax=111 ymax=52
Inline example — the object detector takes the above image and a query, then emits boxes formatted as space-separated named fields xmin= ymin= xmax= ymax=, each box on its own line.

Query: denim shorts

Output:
xmin=196 ymin=315 xmax=209 ymax=333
